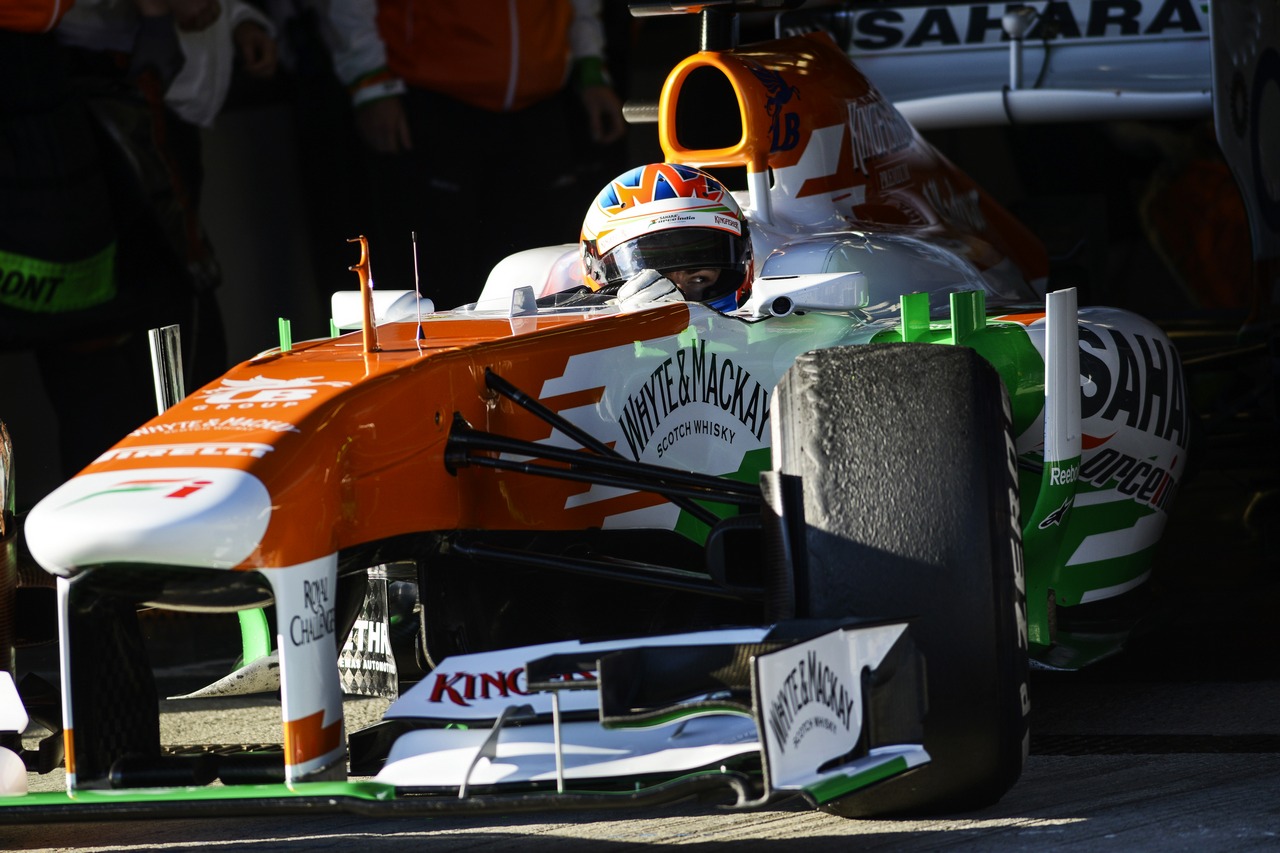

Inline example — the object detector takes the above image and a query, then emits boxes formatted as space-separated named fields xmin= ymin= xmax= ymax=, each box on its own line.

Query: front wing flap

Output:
xmin=0 ymin=621 xmax=927 ymax=821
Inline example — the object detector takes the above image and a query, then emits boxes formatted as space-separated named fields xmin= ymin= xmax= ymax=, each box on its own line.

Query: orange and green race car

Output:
xmin=4 ymin=0 xmax=1264 ymax=823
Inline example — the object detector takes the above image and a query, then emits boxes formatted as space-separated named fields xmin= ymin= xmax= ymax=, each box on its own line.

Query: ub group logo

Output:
xmin=194 ymin=375 xmax=352 ymax=411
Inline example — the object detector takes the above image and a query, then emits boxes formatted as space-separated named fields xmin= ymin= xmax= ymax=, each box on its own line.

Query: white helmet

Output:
xmin=580 ymin=163 xmax=752 ymax=311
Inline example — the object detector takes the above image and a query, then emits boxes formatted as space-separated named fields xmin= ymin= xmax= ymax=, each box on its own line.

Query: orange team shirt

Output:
xmin=375 ymin=0 xmax=576 ymax=113
xmin=1 ymin=0 xmax=72 ymax=32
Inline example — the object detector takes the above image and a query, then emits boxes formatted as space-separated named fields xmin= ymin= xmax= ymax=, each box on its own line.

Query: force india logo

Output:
xmin=72 ymin=477 xmax=216 ymax=503
xmin=617 ymin=339 xmax=771 ymax=460
xmin=1080 ymin=450 xmax=1180 ymax=512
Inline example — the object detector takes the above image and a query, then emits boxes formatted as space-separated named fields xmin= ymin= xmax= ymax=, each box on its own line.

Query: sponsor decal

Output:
xmin=848 ymin=0 xmax=1206 ymax=52
xmin=1002 ymin=393 xmax=1030 ymax=657
xmin=744 ymin=61 xmax=802 ymax=152
xmin=96 ymin=442 xmax=273 ymax=461
xmin=617 ymin=339 xmax=771 ymax=460
xmin=923 ymin=178 xmax=987 ymax=232
xmin=848 ymin=96 xmax=916 ymax=176
xmin=652 ymin=420 xmax=739 ymax=459
xmin=341 ymin=619 xmax=397 ymax=675
xmin=1079 ymin=449 xmax=1179 ymax=511
xmin=765 ymin=649 xmax=857 ymax=754
xmin=1038 ymin=496 xmax=1074 ymax=529
xmin=1049 ymin=463 xmax=1080 ymax=486
xmin=193 ymin=375 xmax=351 ymax=411
xmin=67 ymin=476 xmax=215 ymax=505
xmin=644 ymin=210 xmax=741 ymax=235
xmin=426 ymin=669 xmax=595 ymax=707
xmin=342 ymin=618 xmax=391 ymax=657
xmin=164 ymin=480 xmax=212 ymax=499
xmin=650 ymin=212 xmax=698 ymax=227
xmin=130 ymin=417 xmax=301 ymax=436
xmin=1079 ymin=327 xmax=1189 ymax=445
xmin=289 ymin=577 xmax=335 ymax=648
xmin=879 ymin=162 xmax=911 ymax=190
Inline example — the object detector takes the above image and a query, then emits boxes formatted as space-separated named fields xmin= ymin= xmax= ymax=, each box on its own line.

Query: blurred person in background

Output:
xmin=0 ymin=0 xmax=275 ymax=491
xmin=318 ymin=0 xmax=628 ymax=310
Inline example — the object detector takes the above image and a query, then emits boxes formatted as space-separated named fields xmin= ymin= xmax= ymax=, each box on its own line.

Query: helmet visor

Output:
xmin=601 ymin=227 xmax=749 ymax=287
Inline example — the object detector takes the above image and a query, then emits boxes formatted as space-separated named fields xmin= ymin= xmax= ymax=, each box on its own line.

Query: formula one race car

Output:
xmin=1 ymin=0 xmax=1270 ymax=823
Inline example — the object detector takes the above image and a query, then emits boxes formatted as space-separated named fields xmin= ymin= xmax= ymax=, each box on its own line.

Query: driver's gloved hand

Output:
xmin=616 ymin=269 xmax=684 ymax=312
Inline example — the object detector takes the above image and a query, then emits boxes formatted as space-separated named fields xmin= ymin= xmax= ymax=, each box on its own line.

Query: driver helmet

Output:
xmin=580 ymin=163 xmax=753 ymax=312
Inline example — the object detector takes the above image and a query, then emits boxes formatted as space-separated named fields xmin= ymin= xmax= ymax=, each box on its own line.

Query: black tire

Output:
xmin=772 ymin=343 xmax=1029 ymax=816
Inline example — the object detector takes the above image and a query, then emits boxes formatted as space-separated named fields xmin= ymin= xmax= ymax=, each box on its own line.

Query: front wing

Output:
xmin=0 ymin=621 xmax=926 ymax=822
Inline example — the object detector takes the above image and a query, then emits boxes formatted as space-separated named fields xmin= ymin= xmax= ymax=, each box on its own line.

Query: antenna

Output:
xmin=348 ymin=235 xmax=380 ymax=353
xmin=412 ymin=230 xmax=425 ymax=341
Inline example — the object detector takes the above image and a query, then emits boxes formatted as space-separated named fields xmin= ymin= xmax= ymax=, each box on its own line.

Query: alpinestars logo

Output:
xmin=1038 ymin=496 xmax=1074 ymax=529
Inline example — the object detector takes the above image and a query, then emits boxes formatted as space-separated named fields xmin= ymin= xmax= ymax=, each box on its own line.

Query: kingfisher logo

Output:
xmin=848 ymin=96 xmax=916 ymax=176
xmin=426 ymin=668 xmax=596 ymax=707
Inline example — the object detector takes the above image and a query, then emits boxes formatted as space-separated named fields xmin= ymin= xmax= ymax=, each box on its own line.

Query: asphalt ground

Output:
xmin=4 ymin=675 xmax=1279 ymax=851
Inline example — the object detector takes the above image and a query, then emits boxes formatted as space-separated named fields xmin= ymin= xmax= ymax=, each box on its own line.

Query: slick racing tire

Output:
xmin=772 ymin=343 xmax=1029 ymax=817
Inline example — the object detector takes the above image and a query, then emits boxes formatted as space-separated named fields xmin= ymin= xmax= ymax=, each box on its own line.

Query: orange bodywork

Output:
xmin=84 ymin=309 xmax=695 ymax=570
xmin=284 ymin=709 xmax=345 ymax=769
xmin=659 ymin=32 xmax=1048 ymax=286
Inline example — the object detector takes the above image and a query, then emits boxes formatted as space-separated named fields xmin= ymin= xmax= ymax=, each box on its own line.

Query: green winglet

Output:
xmin=278 ymin=318 xmax=293 ymax=353
xmin=899 ymin=292 xmax=931 ymax=342
xmin=238 ymin=608 xmax=272 ymax=665
xmin=949 ymin=290 xmax=985 ymax=345
xmin=806 ymin=755 xmax=913 ymax=805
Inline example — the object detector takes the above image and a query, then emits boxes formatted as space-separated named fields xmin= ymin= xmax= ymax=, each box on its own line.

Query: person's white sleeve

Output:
xmin=304 ymin=0 xmax=400 ymax=97
xmin=170 ymin=1 xmax=276 ymax=127
xmin=569 ymin=0 xmax=605 ymax=60
xmin=616 ymin=269 xmax=685 ymax=312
